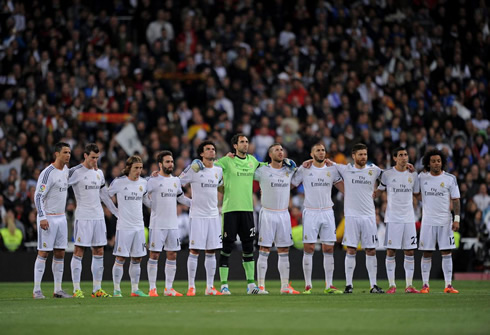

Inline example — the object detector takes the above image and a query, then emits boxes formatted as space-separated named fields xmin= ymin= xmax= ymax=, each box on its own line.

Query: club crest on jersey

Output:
xmin=408 ymin=177 xmax=413 ymax=183
xmin=77 ymin=237 xmax=81 ymax=242
xmin=224 ymin=232 xmax=227 ymax=238
xmin=388 ymin=240 xmax=392 ymax=245
xmin=286 ymin=172 xmax=289 ymax=177
xmin=96 ymin=175 xmax=100 ymax=180
xmin=440 ymin=182 xmax=444 ymax=187
xmin=191 ymin=240 xmax=195 ymax=245
xmin=39 ymin=184 xmax=46 ymax=192
xmin=304 ymin=234 xmax=308 ymax=240
xmin=215 ymin=173 xmax=218 ymax=179
xmin=118 ymin=247 xmax=121 ymax=252
xmin=139 ymin=186 xmax=143 ymax=192
xmin=151 ymin=242 xmax=155 ymax=248
xmin=43 ymin=242 xmax=47 ymax=248
xmin=327 ymin=172 xmax=331 ymax=177
xmin=259 ymin=237 xmax=263 ymax=242
xmin=174 ymin=183 xmax=177 ymax=188
xmin=248 ymin=162 xmax=254 ymax=168
xmin=368 ymin=170 xmax=373 ymax=176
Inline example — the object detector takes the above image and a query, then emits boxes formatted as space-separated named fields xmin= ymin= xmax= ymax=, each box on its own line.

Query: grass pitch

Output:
xmin=1 ymin=280 xmax=489 ymax=335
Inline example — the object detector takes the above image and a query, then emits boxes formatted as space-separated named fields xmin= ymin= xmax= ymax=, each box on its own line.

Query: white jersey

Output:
xmin=147 ymin=174 xmax=184 ymax=229
xmin=419 ymin=171 xmax=460 ymax=226
xmin=180 ymin=164 xmax=222 ymax=218
xmin=35 ymin=164 xmax=69 ymax=220
xmin=108 ymin=176 xmax=147 ymax=230
xmin=378 ymin=168 xmax=419 ymax=223
xmin=68 ymin=164 xmax=105 ymax=220
xmin=254 ymin=165 xmax=293 ymax=210
xmin=292 ymin=165 xmax=341 ymax=209
xmin=335 ymin=163 xmax=381 ymax=217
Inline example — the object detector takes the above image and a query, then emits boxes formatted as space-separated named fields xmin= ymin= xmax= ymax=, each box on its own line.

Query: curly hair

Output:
xmin=422 ymin=149 xmax=446 ymax=172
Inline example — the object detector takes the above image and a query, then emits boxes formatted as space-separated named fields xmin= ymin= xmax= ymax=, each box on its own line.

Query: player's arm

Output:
xmin=177 ymin=193 xmax=192 ymax=207
xmin=334 ymin=180 xmax=344 ymax=194
xmin=67 ymin=166 xmax=79 ymax=187
xmin=34 ymin=171 xmax=51 ymax=230
xmin=218 ymin=185 xmax=224 ymax=194
xmin=100 ymin=185 xmax=119 ymax=218
xmin=143 ymin=192 xmax=151 ymax=209
xmin=452 ymin=198 xmax=461 ymax=232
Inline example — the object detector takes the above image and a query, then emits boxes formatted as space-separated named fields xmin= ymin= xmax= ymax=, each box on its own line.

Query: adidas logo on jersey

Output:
xmin=84 ymin=176 xmax=88 ymax=180
xmin=309 ymin=173 xmax=313 ymax=176
xmin=124 ymin=187 xmax=128 ymax=190
xmin=200 ymin=175 xmax=204 ymax=177
xmin=392 ymin=179 xmax=396 ymax=182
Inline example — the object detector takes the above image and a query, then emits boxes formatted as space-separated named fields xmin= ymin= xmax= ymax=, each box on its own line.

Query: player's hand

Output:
xmin=226 ymin=152 xmax=235 ymax=158
xmin=452 ymin=221 xmax=459 ymax=232
xmin=283 ymin=158 xmax=296 ymax=171
xmin=372 ymin=191 xmax=377 ymax=199
xmin=40 ymin=219 xmax=49 ymax=230
xmin=151 ymin=170 xmax=159 ymax=177
xmin=302 ymin=159 xmax=313 ymax=168
xmin=94 ymin=160 xmax=99 ymax=171
xmin=407 ymin=163 xmax=415 ymax=173
xmin=191 ymin=159 xmax=204 ymax=172
xmin=324 ymin=158 xmax=334 ymax=167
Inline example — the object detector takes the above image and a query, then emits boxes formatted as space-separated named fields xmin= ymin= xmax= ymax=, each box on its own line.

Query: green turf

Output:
xmin=1 ymin=280 xmax=489 ymax=335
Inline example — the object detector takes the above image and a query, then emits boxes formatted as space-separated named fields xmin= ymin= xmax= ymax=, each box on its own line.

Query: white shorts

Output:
xmin=302 ymin=208 xmax=336 ymax=244
xmin=74 ymin=219 xmax=107 ymax=247
xmin=37 ymin=215 xmax=68 ymax=251
xmin=113 ymin=229 xmax=147 ymax=257
xmin=384 ymin=222 xmax=418 ymax=250
xmin=342 ymin=216 xmax=378 ymax=249
xmin=149 ymin=228 xmax=181 ymax=252
xmin=188 ymin=217 xmax=222 ymax=250
xmin=258 ymin=208 xmax=293 ymax=248
xmin=419 ymin=224 xmax=456 ymax=251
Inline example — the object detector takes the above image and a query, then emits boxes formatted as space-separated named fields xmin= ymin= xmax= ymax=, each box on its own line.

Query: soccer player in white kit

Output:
xmin=33 ymin=142 xmax=72 ymax=299
xmin=146 ymin=150 xmax=191 ymax=297
xmin=375 ymin=147 xmax=420 ymax=294
xmin=418 ymin=149 xmax=460 ymax=294
xmin=255 ymin=143 xmax=300 ymax=294
xmin=179 ymin=140 xmax=223 ymax=296
xmin=292 ymin=143 xmax=344 ymax=294
xmin=69 ymin=143 xmax=118 ymax=298
xmin=331 ymin=143 xmax=385 ymax=293
xmin=107 ymin=155 xmax=149 ymax=297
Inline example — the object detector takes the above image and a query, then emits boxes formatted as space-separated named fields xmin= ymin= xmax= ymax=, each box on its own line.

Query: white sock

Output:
xmin=52 ymin=257 xmax=64 ymax=293
xmin=257 ymin=251 xmax=269 ymax=288
xmin=345 ymin=254 xmax=356 ymax=287
xmin=129 ymin=261 xmax=141 ymax=292
xmin=91 ymin=255 xmax=104 ymax=292
xmin=33 ymin=255 xmax=46 ymax=293
xmin=323 ymin=252 xmax=334 ymax=288
xmin=278 ymin=253 xmax=290 ymax=289
xmin=421 ymin=257 xmax=431 ymax=286
xmin=442 ymin=254 xmax=453 ymax=287
xmin=71 ymin=255 xmax=82 ymax=292
xmin=165 ymin=259 xmax=177 ymax=289
xmin=366 ymin=255 xmax=378 ymax=288
xmin=187 ymin=253 xmax=198 ymax=289
xmin=112 ymin=259 xmax=124 ymax=291
xmin=205 ymin=253 xmax=216 ymax=289
xmin=404 ymin=255 xmax=415 ymax=287
xmin=302 ymin=251 xmax=313 ymax=288
xmin=147 ymin=259 xmax=158 ymax=290
xmin=385 ymin=256 xmax=396 ymax=287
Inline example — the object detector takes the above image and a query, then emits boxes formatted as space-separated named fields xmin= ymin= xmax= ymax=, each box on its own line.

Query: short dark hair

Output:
xmin=311 ymin=142 xmax=326 ymax=152
xmin=268 ymin=142 xmax=282 ymax=155
xmin=351 ymin=143 xmax=367 ymax=154
xmin=122 ymin=155 xmax=143 ymax=176
xmin=392 ymin=146 xmax=407 ymax=158
xmin=423 ymin=149 xmax=446 ymax=172
xmin=84 ymin=143 xmax=99 ymax=156
xmin=54 ymin=142 xmax=70 ymax=153
xmin=197 ymin=140 xmax=216 ymax=160
xmin=231 ymin=133 xmax=248 ymax=149
xmin=157 ymin=150 xmax=173 ymax=165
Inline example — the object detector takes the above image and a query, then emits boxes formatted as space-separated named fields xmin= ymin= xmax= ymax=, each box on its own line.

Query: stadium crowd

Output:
xmin=0 ymin=0 xmax=488 ymax=267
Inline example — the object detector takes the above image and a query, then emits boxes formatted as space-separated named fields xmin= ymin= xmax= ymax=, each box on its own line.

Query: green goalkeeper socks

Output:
xmin=243 ymin=261 xmax=255 ymax=284
xmin=219 ymin=267 xmax=229 ymax=285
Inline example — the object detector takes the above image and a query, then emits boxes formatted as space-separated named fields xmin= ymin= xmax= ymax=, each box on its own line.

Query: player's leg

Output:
xmin=71 ymin=245 xmax=85 ymax=297
xmin=52 ymin=217 xmax=70 ymax=298
xmin=401 ymin=223 xmax=418 ymax=293
xmin=33 ymin=250 xmax=48 ymax=299
xmin=276 ymin=212 xmax=298 ymax=294
xmin=238 ymin=212 xmax=259 ymax=294
xmin=320 ymin=210 xmax=340 ymax=293
xmin=91 ymin=219 xmax=108 ymax=296
xmin=360 ymin=217 xmax=383 ymax=293
xmin=301 ymin=209 xmax=317 ymax=293
xmin=343 ymin=217 xmax=360 ymax=293
xmin=186 ymin=218 xmax=201 ymax=295
xmin=112 ymin=230 xmax=129 ymax=297
xmin=419 ymin=224 xmax=436 ymax=293
xmin=439 ymin=225 xmax=458 ymax=293
xmin=384 ymin=222 xmax=401 ymax=293
xmin=147 ymin=251 xmax=160 ymax=296
xmin=204 ymin=217 xmax=223 ymax=295
xmin=187 ymin=249 xmax=199 ymax=296
xmin=219 ymin=212 xmax=236 ymax=293
xmin=257 ymin=209 xmax=272 ymax=293
xmin=129 ymin=229 xmax=148 ymax=297
xmin=385 ymin=248 xmax=396 ymax=293
xmin=302 ymin=243 xmax=315 ymax=293
xmin=163 ymin=229 xmax=182 ymax=296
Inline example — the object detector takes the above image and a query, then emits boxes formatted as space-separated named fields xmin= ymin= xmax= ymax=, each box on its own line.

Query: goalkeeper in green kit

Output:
xmin=214 ymin=134 xmax=263 ymax=294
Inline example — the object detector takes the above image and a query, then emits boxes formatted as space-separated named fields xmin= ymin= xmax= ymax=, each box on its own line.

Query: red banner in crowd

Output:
xmin=78 ymin=113 xmax=133 ymax=123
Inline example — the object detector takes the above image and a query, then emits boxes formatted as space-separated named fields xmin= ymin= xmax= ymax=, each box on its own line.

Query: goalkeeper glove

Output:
xmin=283 ymin=158 xmax=297 ymax=171
xmin=191 ymin=159 xmax=205 ymax=172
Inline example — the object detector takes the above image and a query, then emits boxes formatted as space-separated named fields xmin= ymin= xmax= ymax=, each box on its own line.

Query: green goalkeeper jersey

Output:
xmin=215 ymin=155 xmax=264 ymax=213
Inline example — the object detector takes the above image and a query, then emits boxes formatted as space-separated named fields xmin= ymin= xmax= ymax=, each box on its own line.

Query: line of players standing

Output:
xmin=32 ymin=135 xmax=461 ymax=299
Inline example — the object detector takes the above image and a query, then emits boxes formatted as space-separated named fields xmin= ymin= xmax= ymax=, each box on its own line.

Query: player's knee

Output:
xmin=221 ymin=241 xmax=234 ymax=255
xmin=242 ymin=239 xmax=254 ymax=254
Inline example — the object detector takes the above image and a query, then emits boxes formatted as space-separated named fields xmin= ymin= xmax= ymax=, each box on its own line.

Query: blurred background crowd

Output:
xmin=0 ymin=0 xmax=488 ymax=269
